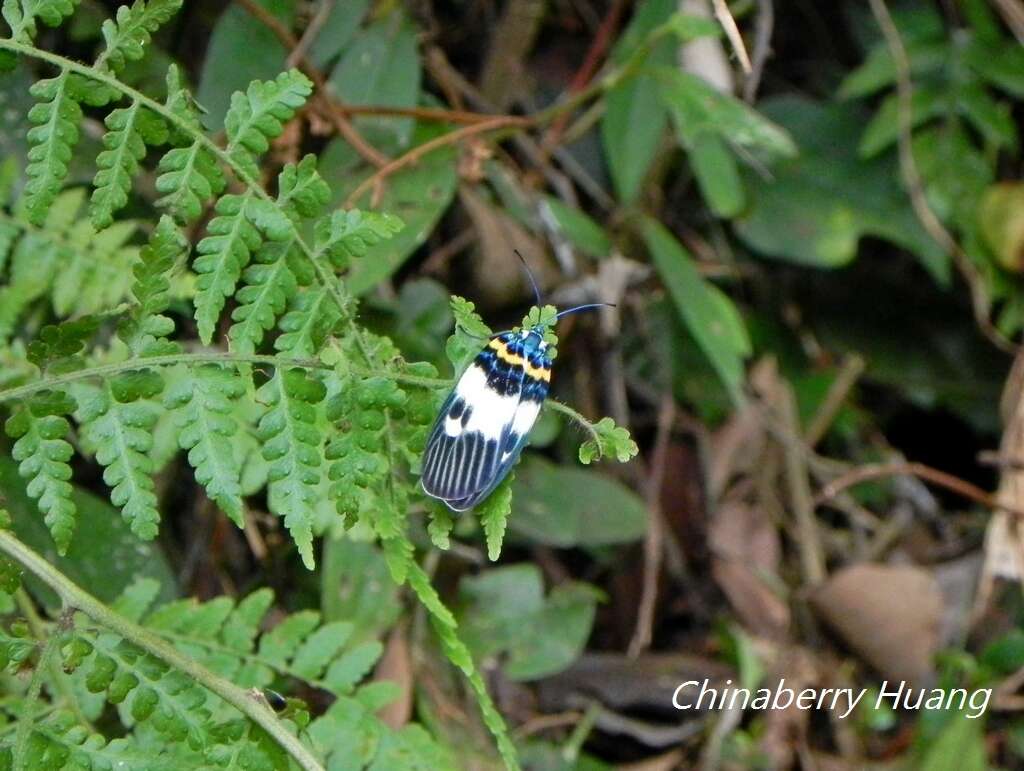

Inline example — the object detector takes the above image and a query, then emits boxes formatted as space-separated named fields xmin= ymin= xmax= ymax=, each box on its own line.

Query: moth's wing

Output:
xmin=421 ymin=334 xmax=525 ymax=503
xmin=444 ymin=379 xmax=547 ymax=511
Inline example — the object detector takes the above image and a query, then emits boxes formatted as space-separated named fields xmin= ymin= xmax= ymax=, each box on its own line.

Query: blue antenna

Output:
xmin=555 ymin=302 xmax=615 ymax=319
xmin=514 ymin=249 xmax=543 ymax=307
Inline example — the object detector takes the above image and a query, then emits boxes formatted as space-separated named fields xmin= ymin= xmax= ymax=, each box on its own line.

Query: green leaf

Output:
xmin=196 ymin=0 xmax=294 ymax=130
xmin=92 ymin=99 xmax=168 ymax=228
xmin=155 ymin=140 xmax=226 ymax=224
xmin=601 ymin=0 xmax=676 ymax=203
xmin=321 ymin=539 xmax=402 ymax=642
xmin=193 ymin=191 xmax=264 ymax=343
xmin=257 ymin=369 xmax=327 ymax=569
xmin=97 ymin=0 xmax=183 ymax=74
xmin=477 ymin=474 xmax=513 ymax=561
xmin=733 ymin=96 xmax=949 ymax=282
xmin=77 ymin=375 xmax=163 ymax=539
xmin=655 ymin=67 xmax=797 ymax=158
xmin=577 ymin=415 xmax=637 ymax=464
xmin=4 ymin=392 xmax=77 ymax=553
xmin=229 ymin=237 xmax=299 ymax=355
xmin=963 ymin=36 xmax=1024 ymax=98
xmin=24 ymin=68 xmax=83 ymax=225
xmin=459 ymin=564 xmax=600 ymax=681
xmin=274 ymin=285 xmax=339 ymax=358
xmin=688 ymin=132 xmax=744 ymax=217
xmin=277 ymin=154 xmax=330 ymax=220
xmin=510 ymin=456 xmax=646 ymax=548
xmin=837 ymin=40 xmax=948 ymax=100
xmin=313 ymin=208 xmax=405 ymax=271
xmin=319 ymin=123 xmax=456 ymax=294
xmin=26 ymin=315 xmax=102 ymax=372
xmin=918 ymin=712 xmax=987 ymax=771
xmin=858 ymin=86 xmax=945 ymax=158
xmin=164 ymin=365 xmax=246 ymax=526
xmin=224 ymin=70 xmax=312 ymax=178
xmin=307 ymin=0 xmax=370 ymax=68
xmin=328 ymin=8 xmax=421 ymax=146
xmin=445 ymin=295 xmax=492 ymax=371
xmin=641 ymin=217 xmax=750 ymax=400
xmin=119 ymin=215 xmax=187 ymax=354
xmin=539 ymin=196 xmax=612 ymax=258
xmin=2 ymin=0 xmax=79 ymax=43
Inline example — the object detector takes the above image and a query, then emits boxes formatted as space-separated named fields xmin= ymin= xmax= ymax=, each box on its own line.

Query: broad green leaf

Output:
xmin=196 ymin=0 xmax=295 ymax=129
xmin=540 ymin=196 xmax=612 ymax=258
xmin=641 ymin=217 xmax=750 ymax=400
xmin=655 ymin=67 xmax=796 ymax=158
xmin=917 ymin=712 xmax=987 ymax=771
xmin=328 ymin=8 xmax=421 ymax=146
xmin=320 ymin=538 xmax=402 ymax=643
xmin=733 ymin=96 xmax=948 ymax=283
xmin=509 ymin=456 xmax=646 ymax=548
xmin=458 ymin=564 xmax=600 ymax=681
xmin=689 ymin=132 xmax=744 ymax=217
xmin=307 ymin=0 xmax=370 ymax=68
xmin=979 ymin=183 xmax=1024 ymax=273
xmin=600 ymin=0 xmax=676 ymax=203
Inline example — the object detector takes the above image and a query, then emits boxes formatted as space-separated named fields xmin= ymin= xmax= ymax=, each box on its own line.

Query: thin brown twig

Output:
xmin=814 ymin=461 xmax=1024 ymax=518
xmin=780 ymin=383 xmax=826 ymax=585
xmin=286 ymin=0 xmax=335 ymax=68
xmin=343 ymin=116 xmax=530 ymax=208
xmin=803 ymin=354 xmax=865 ymax=448
xmin=628 ymin=395 xmax=675 ymax=658
xmin=234 ymin=0 xmax=390 ymax=168
xmin=989 ymin=0 xmax=1024 ymax=45
xmin=742 ymin=0 xmax=774 ymax=102
xmin=711 ymin=0 xmax=752 ymax=73
xmin=868 ymin=0 xmax=1017 ymax=354
xmin=541 ymin=0 xmax=628 ymax=153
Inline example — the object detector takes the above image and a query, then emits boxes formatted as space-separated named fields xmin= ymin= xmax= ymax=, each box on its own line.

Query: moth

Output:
xmin=421 ymin=259 xmax=610 ymax=511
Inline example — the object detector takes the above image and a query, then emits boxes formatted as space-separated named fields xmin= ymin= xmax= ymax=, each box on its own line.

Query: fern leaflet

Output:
xmin=25 ymin=68 xmax=83 ymax=225
xmin=4 ymin=391 xmax=77 ymax=553
xmin=164 ymin=365 xmax=245 ymax=527
xmin=76 ymin=372 xmax=163 ymax=540
xmin=96 ymin=0 xmax=183 ymax=73
xmin=118 ymin=215 xmax=185 ymax=355
xmin=2 ymin=0 xmax=79 ymax=44
xmin=229 ymin=237 xmax=298 ymax=355
xmin=224 ymin=70 xmax=313 ymax=178
xmin=192 ymin=191 xmax=263 ymax=344
xmin=256 ymin=369 xmax=326 ymax=569
xmin=91 ymin=100 xmax=168 ymax=229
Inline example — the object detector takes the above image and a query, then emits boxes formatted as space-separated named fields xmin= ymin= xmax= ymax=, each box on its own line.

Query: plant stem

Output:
xmin=0 ymin=531 xmax=326 ymax=771
xmin=12 ymin=610 xmax=59 ymax=771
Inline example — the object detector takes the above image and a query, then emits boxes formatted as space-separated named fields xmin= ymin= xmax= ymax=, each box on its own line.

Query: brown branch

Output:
xmin=814 ymin=461 xmax=1024 ymax=518
xmin=743 ymin=0 xmax=774 ymax=102
xmin=990 ymin=0 xmax=1024 ymax=46
xmin=234 ymin=0 xmax=390 ymax=168
xmin=541 ymin=0 xmax=628 ymax=152
xmin=343 ymin=116 xmax=530 ymax=208
xmin=711 ymin=0 xmax=752 ymax=73
xmin=868 ymin=0 xmax=1018 ymax=354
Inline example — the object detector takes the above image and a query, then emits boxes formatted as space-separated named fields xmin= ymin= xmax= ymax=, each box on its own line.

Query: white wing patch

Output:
xmin=444 ymin=364 xmax=520 ymax=440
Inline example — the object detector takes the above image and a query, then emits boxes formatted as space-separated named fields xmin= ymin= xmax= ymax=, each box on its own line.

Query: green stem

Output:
xmin=0 ymin=531 xmax=326 ymax=771
xmin=15 ymin=589 xmax=92 ymax=730
xmin=12 ymin=609 xmax=60 ymax=771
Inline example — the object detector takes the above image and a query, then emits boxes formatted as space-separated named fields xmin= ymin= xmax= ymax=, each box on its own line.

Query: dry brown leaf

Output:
xmin=810 ymin=564 xmax=942 ymax=685
xmin=374 ymin=626 xmax=413 ymax=729
xmin=709 ymin=501 xmax=789 ymax=638
xmin=458 ymin=185 xmax=551 ymax=306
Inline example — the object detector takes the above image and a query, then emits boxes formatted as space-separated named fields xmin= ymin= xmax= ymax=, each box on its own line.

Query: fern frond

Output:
xmin=256 ymin=369 xmax=326 ymax=569
xmin=91 ymin=100 xmax=168 ymax=229
xmin=224 ymin=70 xmax=312 ymax=178
xmin=154 ymin=141 xmax=225 ymax=225
xmin=77 ymin=373 xmax=163 ymax=540
xmin=78 ymin=634 xmax=213 ymax=749
xmin=4 ymin=391 xmax=77 ymax=553
xmin=96 ymin=0 xmax=183 ymax=74
xmin=2 ymin=0 xmax=79 ymax=44
xmin=193 ymin=191 xmax=263 ymax=344
xmin=164 ymin=365 xmax=245 ymax=526
xmin=17 ymin=710 xmax=159 ymax=771
xmin=277 ymin=154 xmax=330 ymax=219
xmin=313 ymin=209 xmax=404 ymax=270
xmin=118 ymin=215 xmax=186 ymax=355
xmin=274 ymin=286 xmax=339 ymax=358
xmin=229 ymin=237 xmax=298 ymax=355
xmin=25 ymin=68 xmax=83 ymax=225
xmin=51 ymin=220 xmax=139 ymax=317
